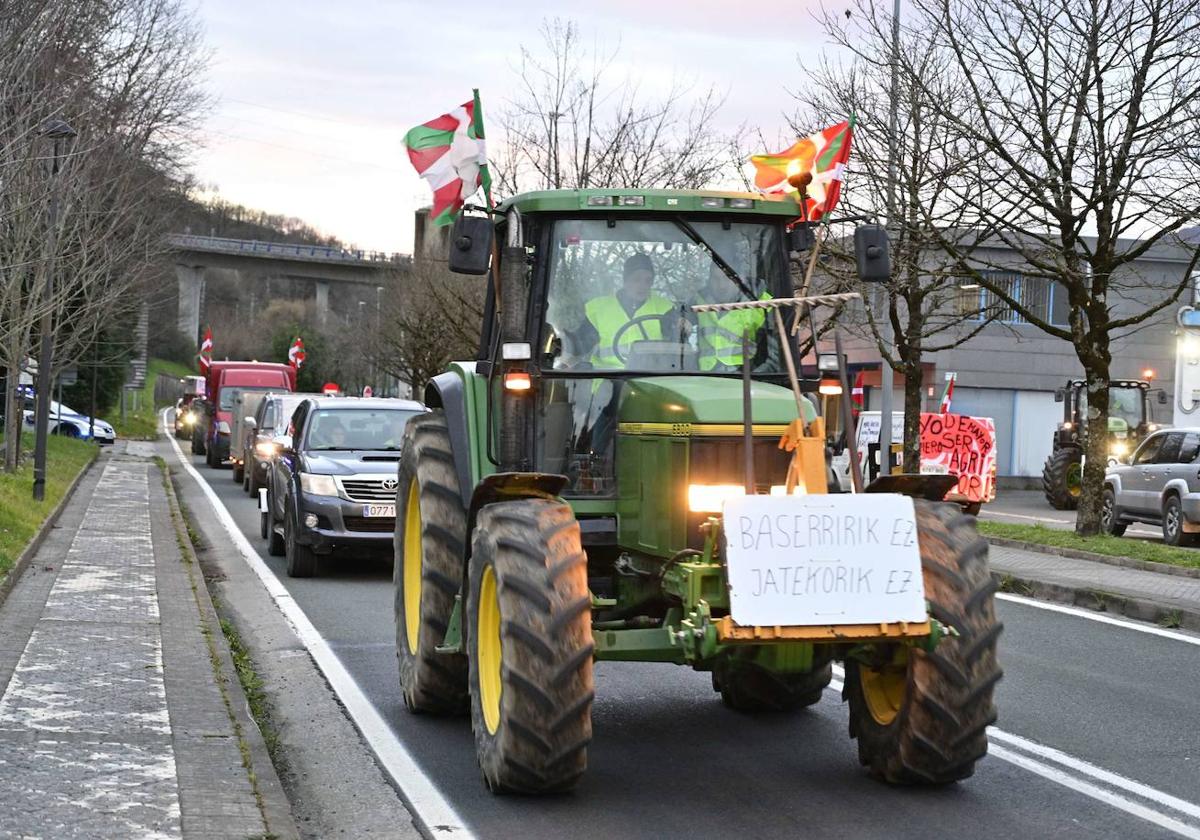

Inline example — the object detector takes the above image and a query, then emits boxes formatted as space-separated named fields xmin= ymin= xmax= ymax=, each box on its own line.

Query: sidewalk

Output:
xmin=989 ymin=541 xmax=1200 ymax=630
xmin=0 ymin=443 xmax=295 ymax=839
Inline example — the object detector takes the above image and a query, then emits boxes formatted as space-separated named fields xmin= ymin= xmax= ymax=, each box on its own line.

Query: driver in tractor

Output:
xmin=695 ymin=261 xmax=769 ymax=371
xmin=581 ymin=253 xmax=676 ymax=369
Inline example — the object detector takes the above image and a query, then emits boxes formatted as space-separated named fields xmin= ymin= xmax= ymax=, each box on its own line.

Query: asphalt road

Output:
xmin=190 ymin=451 xmax=1200 ymax=839
xmin=982 ymin=488 xmax=1167 ymax=541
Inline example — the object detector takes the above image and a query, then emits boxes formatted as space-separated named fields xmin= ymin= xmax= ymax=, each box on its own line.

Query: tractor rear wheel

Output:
xmin=1042 ymin=447 xmax=1082 ymax=510
xmin=716 ymin=660 xmax=832 ymax=712
xmin=394 ymin=412 xmax=469 ymax=715
xmin=468 ymin=499 xmax=593 ymax=794
xmin=844 ymin=500 xmax=1002 ymax=785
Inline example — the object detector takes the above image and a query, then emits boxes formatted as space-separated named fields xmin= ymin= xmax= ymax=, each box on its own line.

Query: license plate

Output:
xmin=920 ymin=463 xmax=949 ymax=475
xmin=721 ymin=494 xmax=927 ymax=627
xmin=363 ymin=504 xmax=396 ymax=518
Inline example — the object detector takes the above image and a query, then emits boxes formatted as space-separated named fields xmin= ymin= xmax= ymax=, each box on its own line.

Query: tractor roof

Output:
xmin=496 ymin=188 xmax=802 ymax=217
xmin=1068 ymin=379 xmax=1150 ymax=389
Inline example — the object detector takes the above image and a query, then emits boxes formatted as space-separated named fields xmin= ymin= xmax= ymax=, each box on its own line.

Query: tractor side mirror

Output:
xmin=448 ymin=214 xmax=494 ymax=275
xmin=1054 ymin=389 xmax=1065 ymax=403
xmin=1157 ymin=390 xmax=1169 ymax=405
xmin=787 ymin=225 xmax=815 ymax=253
xmin=854 ymin=224 xmax=891 ymax=283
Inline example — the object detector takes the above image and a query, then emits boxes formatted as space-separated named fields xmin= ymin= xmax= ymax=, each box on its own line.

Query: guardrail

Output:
xmin=167 ymin=234 xmax=412 ymax=266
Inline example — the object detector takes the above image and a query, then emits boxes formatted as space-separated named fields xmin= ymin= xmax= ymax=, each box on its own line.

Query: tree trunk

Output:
xmin=1077 ymin=371 xmax=1111 ymax=536
xmin=4 ymin=360 xmax=20 ymax=473
xmin=901 ymin=357 xmax=924 ymax=473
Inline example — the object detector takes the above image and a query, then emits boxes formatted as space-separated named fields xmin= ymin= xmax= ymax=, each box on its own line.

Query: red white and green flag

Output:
xmin=404 ymin=89 xmax=493 ymax=226
xmin=288 ymin=335 xmax=306 ymax=370
xmin=940 ymin=373 xmax=956 ymax=413
xmin=199 ymin=327 xmax=213 ymax=375
xmin=850 ymin=370 xmax=865 ymax=412
xmin=750 ymin=119 xmax=854 ymax=222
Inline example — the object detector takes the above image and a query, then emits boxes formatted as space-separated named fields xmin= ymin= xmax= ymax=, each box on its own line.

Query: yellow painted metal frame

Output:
xmin=617 ymin=422 xmax=791 ymax=437
xmin=716 ymin=617 xmax=932 ymax=643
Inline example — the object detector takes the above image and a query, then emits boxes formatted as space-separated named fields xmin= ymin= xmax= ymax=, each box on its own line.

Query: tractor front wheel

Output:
xmin=1042 ymin=447 xmax=1082 ymax=510
xmin=394 ymin=413 xmax=469 ymax=715
xmin=844 ymin=500 xmax=1002 ymax=785
xmin=468 ymin=499 xmax=594 ymax=794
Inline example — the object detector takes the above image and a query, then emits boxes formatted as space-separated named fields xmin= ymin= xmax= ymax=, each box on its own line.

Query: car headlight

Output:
xmin=182 ymin=412 xmax=195 ymax=425
xmin=1110 ymin=442 xmax=1129 ymax=457
xmin=255 ymin=441 xmax=278 ymax=458
xmin=299 ymin=473 xmax=339 ymax=497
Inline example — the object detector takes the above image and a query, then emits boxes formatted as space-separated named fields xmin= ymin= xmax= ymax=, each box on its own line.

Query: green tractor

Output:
xmin=394 ymin=188 xmax=1001 ymax=793
xmin=1042 ymin=378 xmax=1165 ymax=510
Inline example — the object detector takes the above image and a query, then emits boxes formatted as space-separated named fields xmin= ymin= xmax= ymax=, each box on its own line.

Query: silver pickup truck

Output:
xmin=1103 ymin=427 xmax=1200 ymax=545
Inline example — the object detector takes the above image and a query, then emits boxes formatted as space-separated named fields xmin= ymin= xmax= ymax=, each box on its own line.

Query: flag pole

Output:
xmin=473 ymin=87 xmax=503 ymax=315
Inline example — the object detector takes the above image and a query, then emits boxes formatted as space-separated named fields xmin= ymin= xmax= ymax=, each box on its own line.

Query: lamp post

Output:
xmin=877 ymin=0 xmax=901 ymax=479
xmin=32 ymin=117 xmax=76 ymax=502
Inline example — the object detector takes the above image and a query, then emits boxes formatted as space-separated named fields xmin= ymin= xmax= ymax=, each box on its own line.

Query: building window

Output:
xmin=959 ymin=270 xmax=1071 ymax=326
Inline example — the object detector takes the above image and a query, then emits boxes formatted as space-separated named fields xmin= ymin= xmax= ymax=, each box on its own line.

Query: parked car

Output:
xmin=1103 ymin=427 xmax=1200 ymax=545
xmin=23 ymin=399 xmax=116 ymax=444
xmin=263 ymin=397 xmax=422 ymax=577
xmin=242 ymin=392 xmax=310 ymax=497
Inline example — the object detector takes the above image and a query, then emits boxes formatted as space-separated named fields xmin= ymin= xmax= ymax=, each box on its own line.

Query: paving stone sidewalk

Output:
xmin=989 ymin=542 xmax=1200 ymax=624
xmin=0 ymin=445 xmax=294 ymax=839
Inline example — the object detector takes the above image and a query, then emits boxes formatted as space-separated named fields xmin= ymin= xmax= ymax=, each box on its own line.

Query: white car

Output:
xmin=23 ymin=399 xmax=116 ymax=444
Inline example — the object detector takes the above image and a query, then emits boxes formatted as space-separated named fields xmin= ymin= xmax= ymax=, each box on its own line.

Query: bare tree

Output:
xmin=795 ymin=10 xmax=1003 ymax=471
xmin=492 ymin=18 xmax=744 ymax=195
xmin=891 ymin=0 xmax=1200 ymax=533
xmin=0 ymin=0 xmax=207 ymax=470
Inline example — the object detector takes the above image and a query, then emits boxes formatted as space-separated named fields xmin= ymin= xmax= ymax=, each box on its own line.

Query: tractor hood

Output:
xmin=617 ymin=376 xmax=800 ymax=425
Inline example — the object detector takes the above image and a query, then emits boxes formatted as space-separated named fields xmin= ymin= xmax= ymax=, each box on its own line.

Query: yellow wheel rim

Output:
xmin=477 ymin=565 xmax=503 ymax=735
xmin=859 ymin=648 xmax=910 ymax=726
xmin=403 ymin=480 xmax=422 ymax=654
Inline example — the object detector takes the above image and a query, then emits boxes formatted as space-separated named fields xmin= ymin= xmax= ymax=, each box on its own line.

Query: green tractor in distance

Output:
xmin=393 ymin=188 xmax=1001 ymax=794
xmin=1042 ymin=378 xmax=1166 ymax=510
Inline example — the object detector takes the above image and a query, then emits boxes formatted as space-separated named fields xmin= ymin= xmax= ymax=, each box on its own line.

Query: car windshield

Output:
xmin=219 ymin=386 xmax=279 ymax=411
xmin=305 ymin=408 xmax=417 ymax=451
xmin=542 ymin=218 xmax=786 ymax=375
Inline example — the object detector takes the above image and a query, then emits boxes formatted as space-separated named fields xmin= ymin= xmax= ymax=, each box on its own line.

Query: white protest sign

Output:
xmin=722 ymin=494 xmax=927 ymax=627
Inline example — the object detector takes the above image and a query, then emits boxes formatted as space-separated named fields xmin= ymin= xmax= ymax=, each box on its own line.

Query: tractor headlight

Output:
xmin=300 ymin=472 xmax=339 ymax=497
xmin=688 ymin=484 xmax=745 ymax=512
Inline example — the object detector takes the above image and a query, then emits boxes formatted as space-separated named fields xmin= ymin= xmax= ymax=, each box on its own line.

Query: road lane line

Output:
xmin=829 ymin=667 xmax=1200 ymax=836
xmin=161 ymin=410 xmax=475 ymax=839
xmin=983 ymin=510 xmax=1075 ymax=524
xmin=996 ymin=593 xmax=1200 ymax=647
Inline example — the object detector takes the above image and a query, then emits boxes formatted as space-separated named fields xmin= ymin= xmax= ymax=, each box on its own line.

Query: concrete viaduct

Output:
xmin=168 ymin=234 xmax=410 ymax=341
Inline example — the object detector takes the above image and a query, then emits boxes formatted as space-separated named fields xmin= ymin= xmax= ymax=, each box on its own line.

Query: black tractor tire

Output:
xmin=1101 ymin=488 xmax=1127 ymax=537
xmin=266 ymin=489 xmax=286 ymax=556
xmin=715 ymin=659 xmax=832 ymax=712
xmin=844 ymin=500 xmax=1002 ymax=785
xmin=394 ymin=412 xmax=470 ymax=715
xmin=1042 ymin=447 xmax=1082 ymax=510
xmin=467 ymin=499 xmax=593 ymax=794
xmin=191 ymin=428 xmax=205 ymax=456
xmin=1162 ymin=495 xmax=1197 ymax=546
xmin=284 ymin=509 xmax=317 ymax=577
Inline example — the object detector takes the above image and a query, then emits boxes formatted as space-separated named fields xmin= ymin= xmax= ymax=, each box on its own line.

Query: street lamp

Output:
xmin=32 ymin=117 xmax=77 ymax=502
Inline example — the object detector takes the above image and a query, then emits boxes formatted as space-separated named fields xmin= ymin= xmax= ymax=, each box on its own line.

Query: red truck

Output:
xmin=195 ymin=362 xmax=295 ymax=468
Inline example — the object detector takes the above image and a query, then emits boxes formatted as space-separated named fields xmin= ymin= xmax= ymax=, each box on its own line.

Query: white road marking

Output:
xmin=996 ymin=593 xmax=1200 ymax=647
xmin=983 ymin=510 xmax=1074 ymax=524
xmin=830 ymin=664 xmax=1200 ymax=838
xmin=162 ymin=411 xmax=475 ymax=839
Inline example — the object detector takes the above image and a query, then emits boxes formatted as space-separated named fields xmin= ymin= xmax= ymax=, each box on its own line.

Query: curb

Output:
xmin=991 ymin=569 xmax=1200 ymax=633
xmin=159 ymin=459 xmax=301 ymax=840
xmin=0 ymin=446 xmax=101 ymax=610
xmin=986 ymin=535 xmax=1200 ymax=579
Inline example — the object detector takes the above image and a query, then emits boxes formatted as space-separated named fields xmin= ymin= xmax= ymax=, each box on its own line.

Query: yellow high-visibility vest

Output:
xmin=697 ymin=292 xmax=770 ymax=370
xmin=585 ymin=293 xmax=674 ymax=369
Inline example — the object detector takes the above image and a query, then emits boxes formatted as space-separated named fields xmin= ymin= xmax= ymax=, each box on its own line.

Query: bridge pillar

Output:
xmin=175 ymin=265 xmax=206 ymax=341
xmin=315 ymin=280 xmax=330 ymax=327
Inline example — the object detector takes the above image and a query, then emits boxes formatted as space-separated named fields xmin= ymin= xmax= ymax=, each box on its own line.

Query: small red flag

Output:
xmin=288 ymin=336 xmax=306 ymax=370
xmin=199 ymin=328 xmax=213 ymax=375
xmin=850 ymin=370 xmax=865 ymax=410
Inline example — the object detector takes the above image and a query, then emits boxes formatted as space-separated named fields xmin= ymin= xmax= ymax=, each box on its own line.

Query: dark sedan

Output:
xmin=263 ymin=397 xmax=422 ymax=577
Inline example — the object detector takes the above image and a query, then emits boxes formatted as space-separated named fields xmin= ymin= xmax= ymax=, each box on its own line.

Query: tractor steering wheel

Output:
xmin=610 ymin=311 xmax=686 ymax=366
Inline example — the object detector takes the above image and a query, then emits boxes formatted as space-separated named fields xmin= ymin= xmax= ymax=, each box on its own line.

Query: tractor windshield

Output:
xmin=541 ymin=219 xmax=786 ymax=375
xmin=1079 ymin=385 xmax=1146 ymax=431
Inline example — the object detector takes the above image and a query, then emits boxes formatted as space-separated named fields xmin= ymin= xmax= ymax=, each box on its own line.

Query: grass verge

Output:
xmin=108 ymin=357 xmax=194 ymax=440
xmin=0 ymin=434 xmax=97 ymax=579
xmin=978 ymin=520 xmax=1200 ymax=570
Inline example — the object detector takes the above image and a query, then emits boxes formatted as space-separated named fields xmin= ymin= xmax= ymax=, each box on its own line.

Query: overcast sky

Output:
xmin=190 ymin=1 xmax=831 ymax=253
